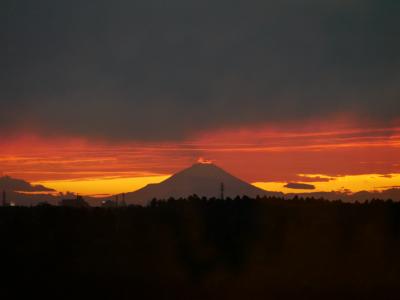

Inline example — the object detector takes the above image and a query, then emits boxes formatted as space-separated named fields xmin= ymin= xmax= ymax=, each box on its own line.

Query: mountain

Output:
xmin=123 ymin=163 xmax=282 ymax=205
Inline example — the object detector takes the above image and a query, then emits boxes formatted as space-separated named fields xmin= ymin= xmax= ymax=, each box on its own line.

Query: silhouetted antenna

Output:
xmin=220 ymin=183 xmax=224 ymax=200
xmin=122 ymin=193 xmax=126 ymax=206
xmin=2 ymin=190 xmax=6 ymax=207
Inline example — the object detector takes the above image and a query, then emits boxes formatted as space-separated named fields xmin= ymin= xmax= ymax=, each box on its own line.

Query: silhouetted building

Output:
xmin=60 ymin=195 xmax=90 ymax=208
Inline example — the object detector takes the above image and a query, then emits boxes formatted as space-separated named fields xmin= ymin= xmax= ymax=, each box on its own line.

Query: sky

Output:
xmin=1 ymin=0 xmax=400 ymax=196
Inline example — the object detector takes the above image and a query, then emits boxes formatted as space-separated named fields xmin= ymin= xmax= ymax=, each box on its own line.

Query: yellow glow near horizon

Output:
xmin=253 ymin=173 xmax=400 ymax=194
xmin=34 ymin=175 xmax=171 ymax=197
xmin=33 ymin=173 xmax=400 ymax=197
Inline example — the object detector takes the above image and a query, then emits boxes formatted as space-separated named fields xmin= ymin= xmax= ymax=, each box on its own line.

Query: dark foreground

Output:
xmin=1 ymin=197 xmax=400 ymax=300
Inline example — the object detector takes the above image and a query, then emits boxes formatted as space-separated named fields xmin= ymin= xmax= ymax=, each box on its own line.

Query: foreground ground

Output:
xmin=1 ymin=196 xmax=400 ymax=299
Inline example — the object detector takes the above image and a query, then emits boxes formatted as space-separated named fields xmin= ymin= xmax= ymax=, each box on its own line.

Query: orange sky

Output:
xmin=1 ymin=118 xmax=399 ymax=196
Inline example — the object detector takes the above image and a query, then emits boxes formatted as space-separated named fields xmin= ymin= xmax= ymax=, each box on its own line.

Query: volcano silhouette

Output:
xmin=123 ymin=163 xmax=281 ymax=205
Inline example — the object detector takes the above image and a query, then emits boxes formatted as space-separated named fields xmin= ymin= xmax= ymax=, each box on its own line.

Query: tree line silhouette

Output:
xmin=1 ymin=196 xmax=400 ymax=300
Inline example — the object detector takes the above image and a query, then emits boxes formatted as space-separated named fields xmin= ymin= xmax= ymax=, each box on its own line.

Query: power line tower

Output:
xmin=220 ymin=183 xmax=224 ymax=200
xmin=121 ymin=193 xmax=126 ymax=207
xmin=2 ymin=190 xmax=7 ymax=207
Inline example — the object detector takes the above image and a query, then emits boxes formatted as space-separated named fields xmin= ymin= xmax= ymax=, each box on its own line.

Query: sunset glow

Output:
xmin=34 ymin=175 xmax=170 ymax=197
xmin=254 ymin=173 xmax=400 ymax=194
xmin=1 ymin=119 xmax=399 ymax=196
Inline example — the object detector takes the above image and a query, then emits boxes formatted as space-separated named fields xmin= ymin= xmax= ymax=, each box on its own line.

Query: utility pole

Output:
xmin=122 ymin=193 xmax=126 ymax=206
xmin=2 ymin=190 xmax=6 ymax=207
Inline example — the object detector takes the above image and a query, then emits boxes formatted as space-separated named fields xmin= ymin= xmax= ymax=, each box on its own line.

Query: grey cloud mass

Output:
xmin=284 ymin=183 xmax=316 ymax=190
xmin=1 ymin=0 xmax=399 ymax=140
xmin=0 ymin=176 xmax=55 ymax=192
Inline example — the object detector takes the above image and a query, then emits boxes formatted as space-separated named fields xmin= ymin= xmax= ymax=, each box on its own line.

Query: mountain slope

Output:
xmin=124 ymin=163 xmax=281 ymax=205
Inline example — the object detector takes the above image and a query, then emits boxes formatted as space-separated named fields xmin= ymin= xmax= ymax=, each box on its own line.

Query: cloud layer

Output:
xmin=1 ymin=0 xmax=400 ymax=140
xmin=0 ymin=176 xmax=55 ymax=192
xmin=284 ymin=183 xmax=316 ymax=190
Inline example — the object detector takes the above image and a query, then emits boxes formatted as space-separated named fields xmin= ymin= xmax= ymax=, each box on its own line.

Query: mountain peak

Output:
xmin=169 ymin=162 xmax=232 ymax=181
xmin=188 ymin=162 xmax=221 ymax=171
xmin=191 ymin=162 xmax=217 ymax=168
xmin=196 ymin=157 xmax=214 ymax=165
xmin=123 ymin=163 xmax=281 ymax=205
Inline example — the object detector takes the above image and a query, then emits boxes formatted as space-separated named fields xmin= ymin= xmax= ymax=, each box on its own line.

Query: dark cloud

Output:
xmin=380 ymin=175 xmax=393 ymax=178
xmin=295 ymin=175 xmax=334 ymax=183
xmin=0 ymin=176 xmax=55 ymax=192
xmin=285 ymin=182 xmax=316 ymax=190
xmin=1 ymin=0 xmax=400 ymax=140
xmin=376 ymin=186 xmax=400 ymax=189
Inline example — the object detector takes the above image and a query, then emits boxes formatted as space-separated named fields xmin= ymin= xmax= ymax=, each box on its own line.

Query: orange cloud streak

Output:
xmin=0 ymin=119 xmax=399 ymax=195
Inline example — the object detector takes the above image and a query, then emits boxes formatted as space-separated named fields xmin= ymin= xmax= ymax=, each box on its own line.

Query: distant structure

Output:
xmin=120 ymin=193 xmax=127 ymax=207
xmin=101 ymin=199 xmax=118 ymax=208
xmin=101 ymin=193 xmax=127 ymax=208
xmin=220 ymin=183 xmax=224 ymax=200
xmin=2 ymin=190 xmax=8 ymax=207
xmin=60 ymin=194 xmax=90 ymax=208
xmin=37 ymin=201 xmax=52 ymax=207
